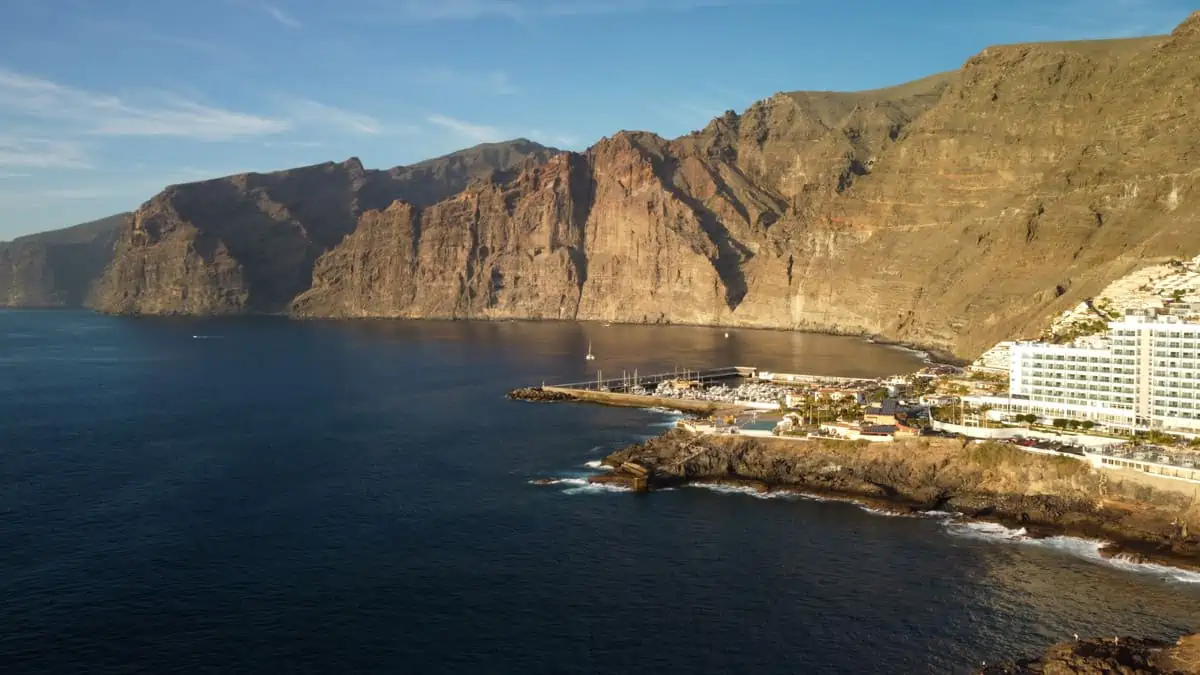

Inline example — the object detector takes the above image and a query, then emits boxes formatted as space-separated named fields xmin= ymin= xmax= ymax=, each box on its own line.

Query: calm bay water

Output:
xmin=1 ymin=311 xmax=1197 ymax=674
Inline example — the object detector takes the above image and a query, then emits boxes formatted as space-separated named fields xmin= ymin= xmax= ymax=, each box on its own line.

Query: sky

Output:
xmin=0 ymin=0 xmax=1193 ymax=239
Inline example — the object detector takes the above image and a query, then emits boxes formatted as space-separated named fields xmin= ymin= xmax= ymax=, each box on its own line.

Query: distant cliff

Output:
xmin=0 ymin=213 xmax=128 ymax=308
xmin=87 ymin=13 xmax=1200 ymax=358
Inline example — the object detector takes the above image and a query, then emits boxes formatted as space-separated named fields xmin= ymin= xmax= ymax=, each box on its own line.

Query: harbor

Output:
xmin=509 ymin=365 xmax=875 ymax=417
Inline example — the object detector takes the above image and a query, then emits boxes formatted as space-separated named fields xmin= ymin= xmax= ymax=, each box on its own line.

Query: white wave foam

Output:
xmin=529 ymin=477 xmax=630 ymax=494
xmin=856 ymin=504 xmax=917 ymax=518
xmin=191 ymin=335 xmax=222 ymax=339
xmin=882 ymin=342 xmax=933 ymax=364
xmin=944 ymin=522 xmax=1200 ymax=583
xmin=583 ymin=460 xmax=613 ymax=471
xmin=641 ymin=407 xmax=685 ymax=417
xmin=945 ymin=521 xmax=1029 ymax=541
xmin=530 ymin=477 xmax=584 ymax=486
xmin=1105 ymin=554 xmax=1200 ymax=584
xmin=684 ymin=483 xmax=810 ymax=500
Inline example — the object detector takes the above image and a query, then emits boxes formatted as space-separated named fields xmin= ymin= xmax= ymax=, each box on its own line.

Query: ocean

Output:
xmin=1 ymin=311 xmax=1197 ymax=674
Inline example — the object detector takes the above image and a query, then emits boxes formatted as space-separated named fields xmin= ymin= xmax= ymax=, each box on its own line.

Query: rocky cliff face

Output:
xmin=90 ymin=140 xmax=558 ymax=315
xmin=0 ymin=213 xmax=128 ymax=307
xmin=93 ymin=14 xmax=1200 ymax=358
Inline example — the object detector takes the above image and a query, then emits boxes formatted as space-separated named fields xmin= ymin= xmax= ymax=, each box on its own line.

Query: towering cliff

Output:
xmin=0 ymin=213 xmax=128 ymax=308
xmin=91 ymin=14 xmax=1200 ymax=358
xmin=90 ymin=140 xmax=557 ymax=315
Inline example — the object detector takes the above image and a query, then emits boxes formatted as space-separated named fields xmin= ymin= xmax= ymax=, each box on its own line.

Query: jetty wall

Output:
xmin=541 ymin=386 xmax=724 ymax=414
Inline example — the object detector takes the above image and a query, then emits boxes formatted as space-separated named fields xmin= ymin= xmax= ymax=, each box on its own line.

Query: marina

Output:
xmin=515 ymin=366 xmax=876 ymax=416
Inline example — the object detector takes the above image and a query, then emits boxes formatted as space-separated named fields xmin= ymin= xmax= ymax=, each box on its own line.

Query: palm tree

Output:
xmin=979 ymin=404 xmax=993 ymax=429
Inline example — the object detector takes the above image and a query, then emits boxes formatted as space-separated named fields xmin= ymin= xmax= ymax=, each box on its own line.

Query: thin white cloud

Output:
xmin=412 ymin=68 xmax=519 ymax=95
xmin=289 ymin=99 xmax=381 ymax=134
xmin=526 ymin=129 xmax=581 ymax=148
xmin=0 ymin=137 xmax=92 ymax=169
xmin=650 ymin=101 xmax=722 ymax=129
xmin=361 ymin=0 xmax=769 ymax=22
xmin=261 ymin=140 xmax=330 ymax=149
xmin=263 ymin=3 xmax=302 ymax=28
xmin=427 ymin=114 xmax=503 ymax=143
xmin=944 ymin=0 xmax=1189 ymax=41
xmin=0 ymin=172 xmax=32 ymax=179
xmin=0 ymin=68 xmax=290 ymax=140
xmin=0 ymin=186 xmax=112 ymax=203
xmin=0 ymin=165 xmax=258 ymax=207
xmin=75 ymin=17 xmax=236 ymax=59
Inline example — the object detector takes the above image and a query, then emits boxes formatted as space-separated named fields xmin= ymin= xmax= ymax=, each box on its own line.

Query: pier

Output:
xmin=510 ymin=366 xmax=756 ymax=415
xmin=548 ymin=366 xmax=754 ymax=392
xmin=510 ymin=365 xmax=881 ymax=416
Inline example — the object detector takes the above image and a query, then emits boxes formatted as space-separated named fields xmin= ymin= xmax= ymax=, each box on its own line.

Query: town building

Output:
xmin=966 ymin=314 xmax=1200 ymax=435
xmin=864 ymin=398 xmax=909 ymax=426
xmin=970 ymin=341 xmax=1015 ymax=374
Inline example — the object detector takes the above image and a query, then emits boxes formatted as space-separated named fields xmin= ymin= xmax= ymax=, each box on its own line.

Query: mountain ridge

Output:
xmin=20 ymin=13 xmax=1200 ymax=359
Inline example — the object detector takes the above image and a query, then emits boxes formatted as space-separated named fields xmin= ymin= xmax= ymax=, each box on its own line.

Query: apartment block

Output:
xmin=967 ymin=314 xmax=1200 ymax=435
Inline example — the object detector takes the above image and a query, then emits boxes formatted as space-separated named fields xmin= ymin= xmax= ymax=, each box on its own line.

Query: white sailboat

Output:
xmin=585 ymin=341 xmax=596 ymax=360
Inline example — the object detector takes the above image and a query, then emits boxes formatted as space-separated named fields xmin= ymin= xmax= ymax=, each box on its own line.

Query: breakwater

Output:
xmin=549 ymin=366 xmax=753 ymax=392
xmin=508 ymin=385 xmax=731 ymax=415
xmin=508 ymin=366 xmax=759 ymax=415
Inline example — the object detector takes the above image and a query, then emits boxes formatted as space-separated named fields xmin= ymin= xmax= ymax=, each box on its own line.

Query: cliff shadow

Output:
xmin=657 ymin=156 xmax=754 ymax=310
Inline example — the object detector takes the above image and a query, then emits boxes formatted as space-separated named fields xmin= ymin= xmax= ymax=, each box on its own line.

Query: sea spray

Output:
xmin=684 ymin=483 xmax=828 ymax=502
xmin=943 ymin=521 xmax=1200 ymax=583
xmin=528 ymin=477 xmax=632 ymax=494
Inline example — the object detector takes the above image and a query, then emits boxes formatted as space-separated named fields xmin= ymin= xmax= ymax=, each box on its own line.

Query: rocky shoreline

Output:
xmin=979 ymin=633 xmax=1199 ymax=674
xmin=585 ymin=430 xmax=1200 ymax=571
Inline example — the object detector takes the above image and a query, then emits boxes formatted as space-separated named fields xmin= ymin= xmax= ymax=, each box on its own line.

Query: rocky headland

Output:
xmin=980 ymin=633 xmax=1200 ymax=674
xmin=25 ymin=12 xmax=1187 ymax=361
xmin=590 ymin=430 xmax=1200 ymax=570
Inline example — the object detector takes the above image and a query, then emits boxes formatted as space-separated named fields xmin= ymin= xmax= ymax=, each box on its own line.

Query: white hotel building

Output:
xmin=966 ymin=314 xmax=1200 ymax=435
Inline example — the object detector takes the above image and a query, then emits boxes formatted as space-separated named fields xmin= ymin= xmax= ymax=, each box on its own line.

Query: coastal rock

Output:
xmin=506 ymin=387 xmax=575 ymax=403
xmin=88 ymin=13 xmax=1200 ymax=359
xmin=599 ymin=430 xmax=1200 ymax=569
xmin=981 ymin=633 xmax=1200 ymax=674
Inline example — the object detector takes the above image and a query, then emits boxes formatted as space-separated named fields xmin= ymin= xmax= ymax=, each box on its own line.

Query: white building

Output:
xmin=967 ymin=314 xmax=1200 ymax=435
xmin=971 ymin=341 xmax=1015 ymax=374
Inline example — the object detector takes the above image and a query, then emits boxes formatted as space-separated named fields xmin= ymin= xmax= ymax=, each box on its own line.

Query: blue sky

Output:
xmin=0 ymin=0 xmax=1193 ymax=239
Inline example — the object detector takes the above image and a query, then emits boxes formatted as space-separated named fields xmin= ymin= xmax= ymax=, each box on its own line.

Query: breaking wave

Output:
xmin=642 ymin=408 xmax=687 ymax=427
xmin=855 ymin=504 xmax=919 ymax=518
xmin=583 ymin=460 xmax=612 ymax=470
xmin=885 ymin=343 xmax=933 ymax=363
xmin=528 ymin=477 xmax=631 ymax=494
xmin=641 ymin=407 xmax=685 ymax=417
xmin=684 ymin=483 xmax=826 ymax=501
xmin=944 ymin=521 xmax=1200 ymax=583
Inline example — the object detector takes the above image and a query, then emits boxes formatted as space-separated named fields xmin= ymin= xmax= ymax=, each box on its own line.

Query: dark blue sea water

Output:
xmin=1 ymin=311 xmax=1197 ymax=674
